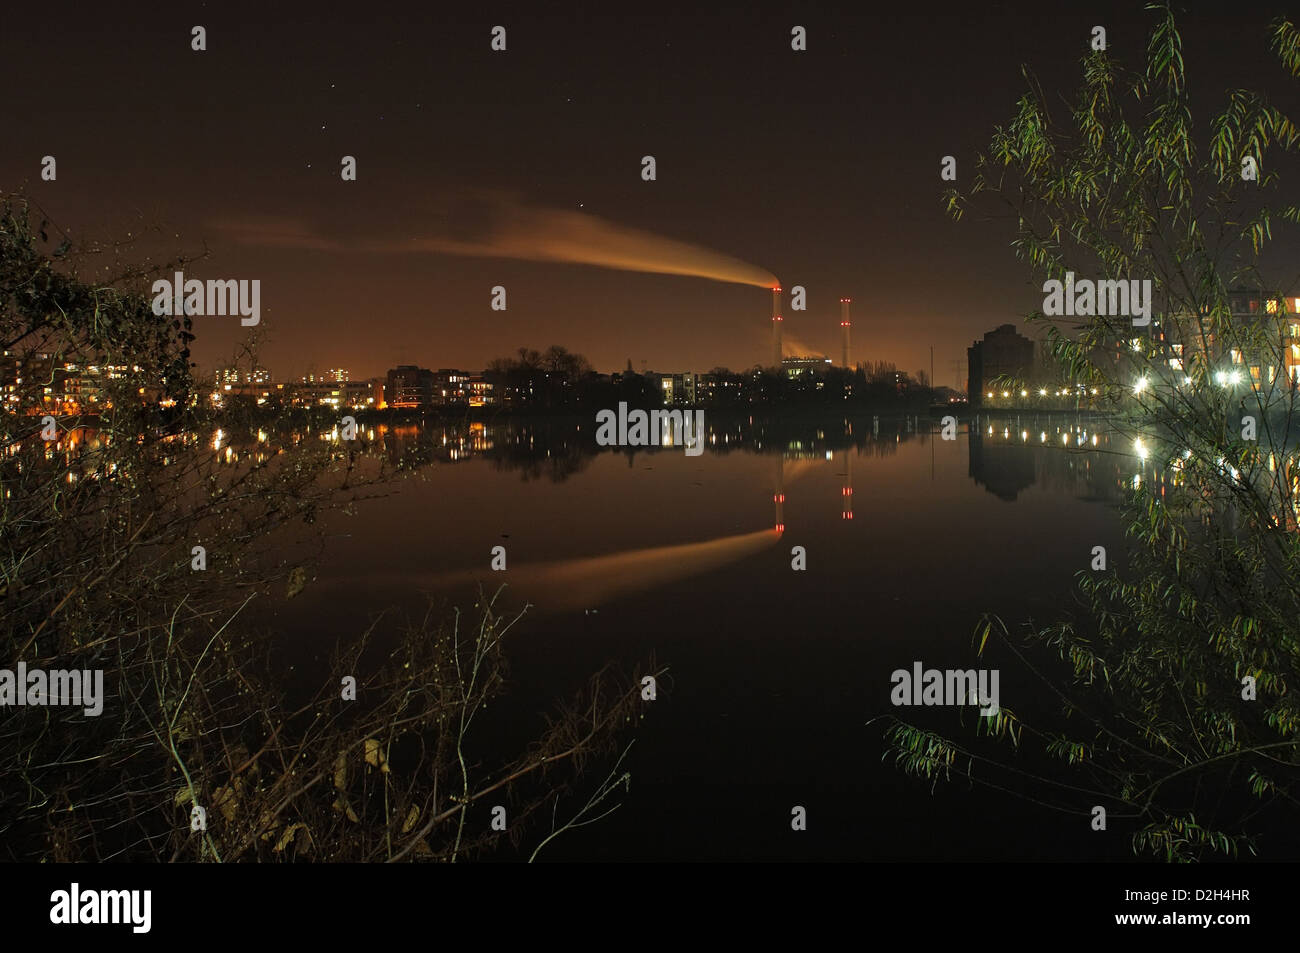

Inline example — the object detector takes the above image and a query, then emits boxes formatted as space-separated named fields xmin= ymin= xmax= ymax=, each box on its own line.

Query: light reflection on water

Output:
xmin=252 ymin=413 xmax=1151 ymax=859
xmin=15 ymin=412 xmax=1295 ymax=857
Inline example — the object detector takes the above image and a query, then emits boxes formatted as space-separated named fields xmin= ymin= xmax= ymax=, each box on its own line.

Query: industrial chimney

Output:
xmin=840 ymin=297 xmax=852 ymax=369
xmin=772 ymin=286 xmax=783 ymax=369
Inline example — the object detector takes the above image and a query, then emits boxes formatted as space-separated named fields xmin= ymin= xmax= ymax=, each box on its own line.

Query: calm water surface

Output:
xmin=267 ymin=414 xmax=1147 ymax=860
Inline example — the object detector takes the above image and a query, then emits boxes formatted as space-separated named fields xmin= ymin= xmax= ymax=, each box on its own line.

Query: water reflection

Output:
xmin=969 ymin=414 xmax=1141 ymax=503
xmin=968 ymin=422 xmax=1036 ymax=501
xmin=8 ymin=412 xmax=1151 ymax=509
xmin=433 ymin=528 xmax=782 ymax=612
xmin=315 ymin=413 xmax=1152 ymax=612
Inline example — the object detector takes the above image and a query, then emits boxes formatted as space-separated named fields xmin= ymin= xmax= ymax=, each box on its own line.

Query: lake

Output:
xmin=263 ymin=412 xmax=1166 ymax=861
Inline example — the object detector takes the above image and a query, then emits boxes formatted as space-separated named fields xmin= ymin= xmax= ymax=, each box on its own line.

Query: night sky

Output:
xmin=3 ymin=1 xmax=1293 ymax=385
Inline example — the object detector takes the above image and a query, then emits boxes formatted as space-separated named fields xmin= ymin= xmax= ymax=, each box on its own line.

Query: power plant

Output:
xmin=840 ymin=298 xmax=852 ymax=369
xmin=771 ymin=286 xmax=783 ymax=369
xmin=764 ymin=287 xmax=854 ymax=371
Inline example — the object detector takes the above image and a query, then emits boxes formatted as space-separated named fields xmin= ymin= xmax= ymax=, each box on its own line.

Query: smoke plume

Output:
xmin=215 ymin=192 xmax=777 ymax=289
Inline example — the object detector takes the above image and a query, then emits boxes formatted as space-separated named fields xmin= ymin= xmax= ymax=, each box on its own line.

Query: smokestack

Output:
xmin=840 ymin=297 xmax=852 ymax=369
xmin=772 ymin=286 xmax=783 ymax=369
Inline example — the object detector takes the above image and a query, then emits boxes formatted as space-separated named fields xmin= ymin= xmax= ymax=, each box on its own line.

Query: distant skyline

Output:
xmin=4 ymin=1 xmax=1294 ymax=388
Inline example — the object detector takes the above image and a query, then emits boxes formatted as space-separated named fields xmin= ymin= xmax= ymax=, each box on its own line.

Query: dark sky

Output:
xmin=3 ymin=0 xmax=1295 ymax=386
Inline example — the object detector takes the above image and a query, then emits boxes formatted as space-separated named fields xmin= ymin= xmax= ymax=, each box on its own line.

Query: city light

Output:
xmin=1135 ymin=438 xmax=1149 ymax=460
xmin=1133 ymin=377 xmax=1149 ymax=394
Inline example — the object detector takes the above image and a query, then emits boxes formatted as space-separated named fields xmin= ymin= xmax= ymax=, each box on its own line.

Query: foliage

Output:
xmin=885 ymin=5 xmax=1300 ymax=860
xmin=0 ymin=195 xmax=653 ymax=861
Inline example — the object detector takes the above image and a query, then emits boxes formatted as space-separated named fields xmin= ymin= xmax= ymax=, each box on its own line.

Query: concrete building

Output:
xmin=1222 ymin=289 xmax=1300 ymax=389
xmin=781 ymin=356 xmax=833 ymax=378
xmin=465 ymin=376 xmax=496 ymax=407
xmin=1138 ymin=288 xmax=1300 ymax=392
xmin=968 ymin=324 xmax=1035 ymax=405
xmin=2 ymin=351 xmax=140 ymax=413
xmin=385 ymin=365 xmax=435 ymax=408
xmin=658 ymin=372 xmax=697 ymax=405
xmin=218 ymin=365 xmax=270 ymax=386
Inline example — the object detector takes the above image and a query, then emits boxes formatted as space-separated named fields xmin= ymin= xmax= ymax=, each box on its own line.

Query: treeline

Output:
xmin=482 ymin=347 xmax=943 ymax=411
